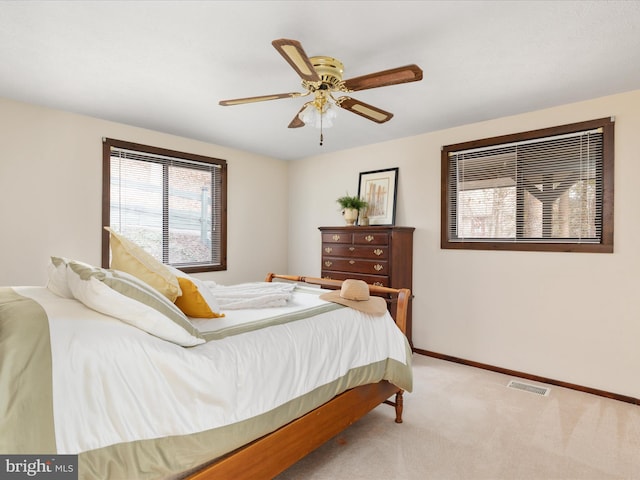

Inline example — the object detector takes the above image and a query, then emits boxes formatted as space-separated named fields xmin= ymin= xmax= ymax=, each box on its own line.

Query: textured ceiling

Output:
xmin=1 ymin=1 xmax=639 ymax=160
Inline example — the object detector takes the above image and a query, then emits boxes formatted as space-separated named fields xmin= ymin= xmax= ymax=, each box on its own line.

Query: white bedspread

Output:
xmin=16 ymin=286 xmax=410 ymax=455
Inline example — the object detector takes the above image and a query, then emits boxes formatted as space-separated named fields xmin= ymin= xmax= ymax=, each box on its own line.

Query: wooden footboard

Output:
xmin=186 ymin=274 xmax=411 ymax=480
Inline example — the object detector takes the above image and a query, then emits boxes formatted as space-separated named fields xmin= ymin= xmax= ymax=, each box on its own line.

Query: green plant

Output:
xmin=336 ymin=193 xmax=368 ymax=211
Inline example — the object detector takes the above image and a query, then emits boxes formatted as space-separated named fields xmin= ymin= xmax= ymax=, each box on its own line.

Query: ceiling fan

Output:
xmin=219 ymin=38 xmax=423 ymax=144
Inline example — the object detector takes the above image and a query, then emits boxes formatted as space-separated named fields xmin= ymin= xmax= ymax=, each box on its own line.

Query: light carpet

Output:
xmin=275 ymin=354 xmax=640 ymax=480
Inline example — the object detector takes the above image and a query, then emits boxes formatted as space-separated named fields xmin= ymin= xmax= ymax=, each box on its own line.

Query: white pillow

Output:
xmin=66 ymin=260 xmax=204 ymax=347
xmin=46 ymin=256 xmax=74 ymax=299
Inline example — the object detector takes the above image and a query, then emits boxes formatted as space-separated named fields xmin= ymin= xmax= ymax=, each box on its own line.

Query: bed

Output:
xmin=0 ymin=265 xmax=412 ymax=480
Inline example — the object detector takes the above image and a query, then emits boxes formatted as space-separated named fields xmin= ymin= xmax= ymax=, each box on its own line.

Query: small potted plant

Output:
xmin=336 ymin=194 xmax=368 ymax=226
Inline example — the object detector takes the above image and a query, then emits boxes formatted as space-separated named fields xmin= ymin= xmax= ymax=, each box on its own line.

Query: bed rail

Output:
xmin=265 ymin=273 xmax=411 ymax=336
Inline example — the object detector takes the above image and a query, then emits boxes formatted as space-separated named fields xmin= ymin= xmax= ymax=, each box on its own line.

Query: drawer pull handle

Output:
xmin=349 ymin=246 xmax=355 ymax=251
xmin=332 ymin=234 xmax=340 ymax=241
xmin=324 ymin=247 xmax=332 ymax=254
xmin=373 ymin=249 xmax=383 ymax=256
xmin=374 ymin=282 xmax=384 ymax=287
xmin=374 ymin=264 xmax=383 ymax=271
xmin=349 ymin=260 xmax=355 ymax=265
xmin=365 ymin=235 xmax=374 ymax=242
xmin=324 ymin=261 xmax=332 ymax=267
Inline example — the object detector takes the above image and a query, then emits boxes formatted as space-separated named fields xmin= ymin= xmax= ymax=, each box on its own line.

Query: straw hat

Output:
xmin=319 ymin=279 xmax=387 ymax=316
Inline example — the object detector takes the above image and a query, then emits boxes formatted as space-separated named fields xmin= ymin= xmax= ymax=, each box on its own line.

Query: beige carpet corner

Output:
xmin=275 ymin=354 xmax=640 ymax=480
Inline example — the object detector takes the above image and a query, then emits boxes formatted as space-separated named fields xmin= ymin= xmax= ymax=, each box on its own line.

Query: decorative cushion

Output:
xmin=66 ymin=260 xmax=204 ymax=347
xmin=105 ymin=227 xmax=181 ymax=302
xmin=46 ymin=256 xmax=74 ymax=299
xmin=172 ymin=271 xmax=225 ymax=319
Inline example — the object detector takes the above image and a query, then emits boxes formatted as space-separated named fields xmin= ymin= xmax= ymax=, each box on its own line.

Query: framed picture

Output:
xmin=358 ymin=167 xmax=398 ymax=226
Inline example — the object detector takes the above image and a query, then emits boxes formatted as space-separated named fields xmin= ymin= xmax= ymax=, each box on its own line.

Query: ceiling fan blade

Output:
xmin=272 ymin=38 xmax=321 ymax=82
xmin=338 ymin=97 xmax=394 ymax=124
xmin=219 ymin=92 xmax=300 ymax=106
xmin=288 ymin=110 xmax=305 ymax=129
xmin=343 ymin=64 xmax=423 ymax=92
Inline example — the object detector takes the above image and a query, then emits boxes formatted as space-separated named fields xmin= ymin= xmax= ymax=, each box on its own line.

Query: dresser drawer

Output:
xmin=322 ymin=258 xmax=388 ymax=275
xmin=353 ymin=232 xmax=389 ymax=245
xmin=321 ymin=232 xmax=353 ymax=244
xmin=322 ymin=244 xmax=388 ymax=260
xmin=321 ymin=270 xmax=389 ymax=287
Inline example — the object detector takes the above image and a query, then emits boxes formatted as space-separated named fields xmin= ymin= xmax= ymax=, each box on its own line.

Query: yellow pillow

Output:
xmin=105 ymin=227 xmax=181 ymax=302
xmin=174 ymin=276 xmax=225 ymax=318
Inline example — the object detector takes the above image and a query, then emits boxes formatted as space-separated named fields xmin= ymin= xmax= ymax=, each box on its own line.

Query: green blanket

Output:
xmin=0 ymin=287 xmax=56 ymax=454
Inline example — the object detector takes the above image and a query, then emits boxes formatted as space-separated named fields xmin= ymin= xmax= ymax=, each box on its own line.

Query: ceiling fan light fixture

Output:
xmin=299 ymin=100 xmax=336 ymax=129
xmin=324 ymin=103 xmax=337 ymax=127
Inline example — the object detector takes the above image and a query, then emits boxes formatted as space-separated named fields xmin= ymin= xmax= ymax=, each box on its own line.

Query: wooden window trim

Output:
xmin=441 ymin=117 xmax=614 ymax=253
xmin=102 ymin=138 xmax=228 ymax=272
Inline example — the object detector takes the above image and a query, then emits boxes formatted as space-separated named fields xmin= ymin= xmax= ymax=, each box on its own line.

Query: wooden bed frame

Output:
xmin=186 ymin=273 xmax=412 ymax=480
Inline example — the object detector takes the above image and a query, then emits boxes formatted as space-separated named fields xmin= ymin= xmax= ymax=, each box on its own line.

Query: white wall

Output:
xmin=3 ymin=91 xmax=639 ymax=400
xmin=0 ymin=97 xmax=289 ymax=286
xmin=288 ymin=89 xmax=640 ymax=399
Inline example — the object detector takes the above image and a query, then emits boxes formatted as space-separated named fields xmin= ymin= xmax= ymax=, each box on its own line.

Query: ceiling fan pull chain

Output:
xmin=319 ymin=110 xmax=324 ymax=146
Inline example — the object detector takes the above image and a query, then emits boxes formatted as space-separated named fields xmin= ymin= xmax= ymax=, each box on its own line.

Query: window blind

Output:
xmin=108 ymin=145 xmax=225 ymax=269
xmin=446 ymin=128 xmax=604 ymax=244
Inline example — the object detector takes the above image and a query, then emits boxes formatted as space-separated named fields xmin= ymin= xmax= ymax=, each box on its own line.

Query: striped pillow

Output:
xmin=67 ymin=260 xmax=204 ymax=347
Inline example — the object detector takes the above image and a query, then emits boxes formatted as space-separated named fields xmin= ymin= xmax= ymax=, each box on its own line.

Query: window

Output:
xmin=441 ymin=118 xmax=614 ymax=253
xmin=102 ymin=138 xmax=227 ymax=272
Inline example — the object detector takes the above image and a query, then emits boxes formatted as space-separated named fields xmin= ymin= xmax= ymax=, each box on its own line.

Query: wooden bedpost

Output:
xmin=395 ymin=391 xmax=404 ymax=423
xmin=383 ymin=390 xmax=404 ymax=423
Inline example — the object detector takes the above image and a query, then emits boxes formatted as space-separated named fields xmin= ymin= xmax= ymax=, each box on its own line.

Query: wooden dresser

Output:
xmin=319 ymin=226 xmax=414 ymax=345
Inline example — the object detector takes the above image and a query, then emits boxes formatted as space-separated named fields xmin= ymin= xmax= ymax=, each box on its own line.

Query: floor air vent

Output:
xmin=507 ymin=380 xmax=550 ymax=396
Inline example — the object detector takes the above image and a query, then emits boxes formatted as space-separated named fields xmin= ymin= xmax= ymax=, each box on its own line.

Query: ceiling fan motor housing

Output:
xmin=303 ymin=56 xmax=346 ymax=92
